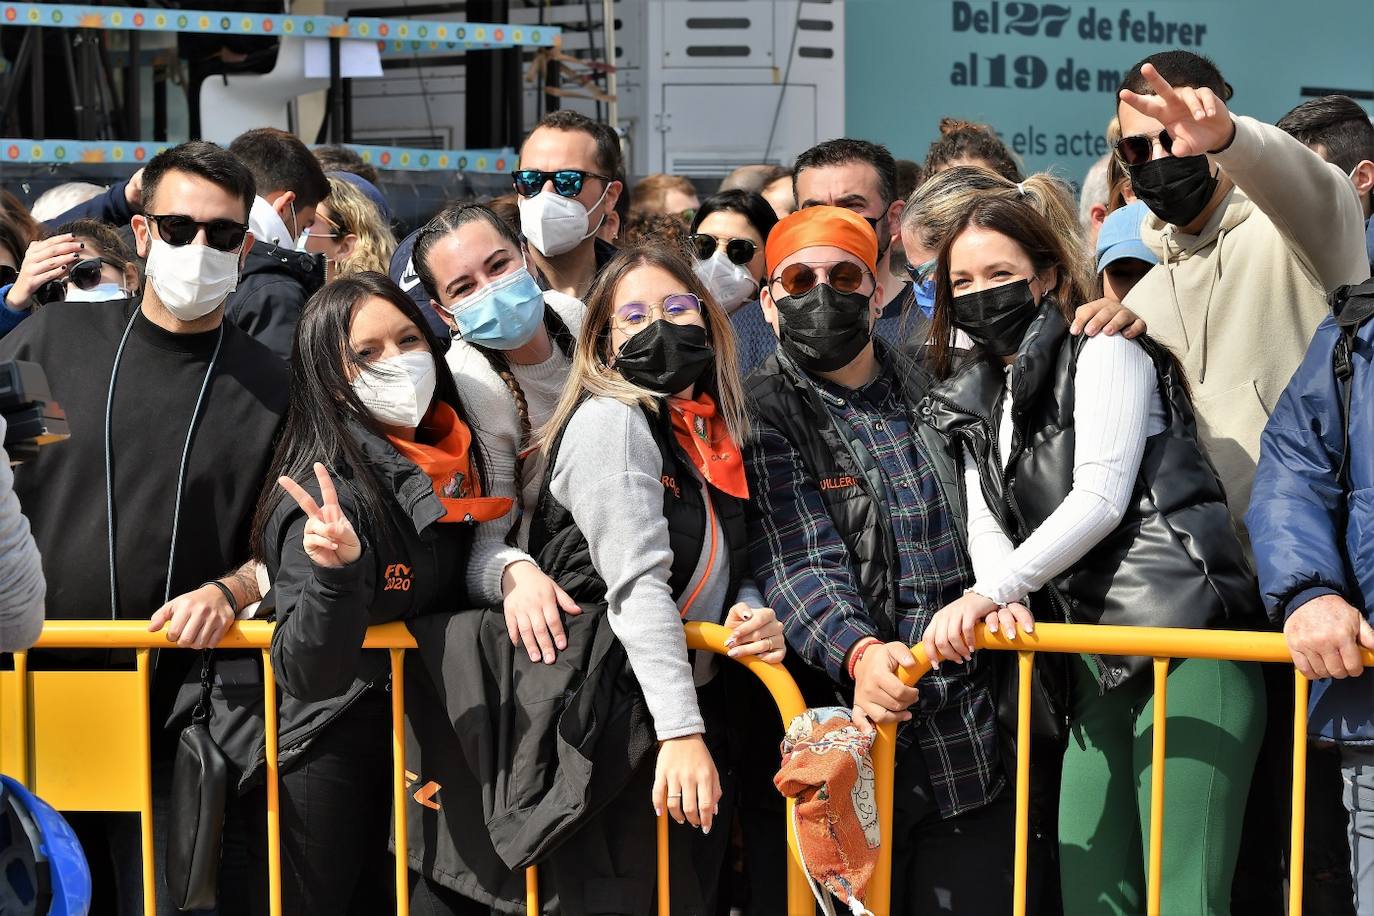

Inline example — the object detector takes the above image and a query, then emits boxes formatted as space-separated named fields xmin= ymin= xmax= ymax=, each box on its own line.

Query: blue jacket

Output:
xmin=1248 ymin=312 xmax=1374 ymax=745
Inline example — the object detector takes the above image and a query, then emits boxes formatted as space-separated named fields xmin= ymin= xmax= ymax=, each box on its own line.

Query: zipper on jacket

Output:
xmin=679 ymin=486 xmax=719 ymax=620
xmin=244 ymin=676 xmax=381 ymax=781
xmin=830 ymin=418 xmax=902 ymax=639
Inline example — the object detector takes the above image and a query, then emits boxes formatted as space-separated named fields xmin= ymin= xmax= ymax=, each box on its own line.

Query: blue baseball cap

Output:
xmin=1095 ymin=201 xmax=1159 ymax=275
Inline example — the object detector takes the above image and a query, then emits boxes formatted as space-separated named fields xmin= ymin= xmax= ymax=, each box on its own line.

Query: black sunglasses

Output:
xmin=32 ymin=256 xmax=126 ymax=306
xmin=510 ymin=168 xmax=612 ymax=200
xmin=66 ymin=256 xmax=122 ymax=290
xmin=1115 ymin=130 xmax=1175 ymax=167
xmin=146 ymin=213 xmax=249 ymax=252
xmin=688 ymin=233 xmax=757 ymax=266
xmin=0 ymin=265 xmax=16 ymax=288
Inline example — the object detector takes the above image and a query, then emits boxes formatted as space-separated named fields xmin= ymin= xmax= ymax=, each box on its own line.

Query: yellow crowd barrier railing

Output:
xmin=0 ymin=619 xmax=811 ymax=916
xmin=9 ymin=619 xmax=1358 ymax=915
xmin=866 ymin=622 xmax=1374 ymax=916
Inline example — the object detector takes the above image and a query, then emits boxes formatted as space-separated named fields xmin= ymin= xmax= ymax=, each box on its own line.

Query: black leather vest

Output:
xmin=745 ymin=342 xmax=966 ymax=640
xmin=529 ymin=400 xmax=747 ymax=610
xmin=924 ymin=302 xmax=1261 ymax=690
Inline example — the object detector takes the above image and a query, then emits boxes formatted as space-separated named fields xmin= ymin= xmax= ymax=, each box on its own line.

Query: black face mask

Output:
xmin=951 ymin=279 xmax=1039 ymax=357
xmin=775 ymin=284 xmax=873 ymax=373
xmin=614 ymin=320 xmax=714 ymax=395
xmin=1127 ymin=154 xmax=1219 ymax=228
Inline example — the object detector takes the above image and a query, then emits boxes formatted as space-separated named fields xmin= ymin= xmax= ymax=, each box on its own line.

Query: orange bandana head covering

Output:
xmin=765 ymin=206 xmax=879 ymax=278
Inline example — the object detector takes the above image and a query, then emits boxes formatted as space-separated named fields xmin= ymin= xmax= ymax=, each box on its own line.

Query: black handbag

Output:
xmin=167 ymin=651 xmax=229 ymax=911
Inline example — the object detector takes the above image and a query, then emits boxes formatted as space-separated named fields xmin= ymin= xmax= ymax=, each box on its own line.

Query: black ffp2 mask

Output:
xmin=1127 ymin=154 xmax=1218 ymax=228
xmin=775 ymin=284 xmax=873 ymax=374
xmin=614 ymin=320 xmax=714 ymax=395
xmin=951 ymin=279 xmax=1039 ymax=358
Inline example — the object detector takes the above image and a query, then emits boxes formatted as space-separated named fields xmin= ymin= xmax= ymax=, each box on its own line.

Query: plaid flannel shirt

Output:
xmin=747 ymin=366 xmax=1002 ymax=818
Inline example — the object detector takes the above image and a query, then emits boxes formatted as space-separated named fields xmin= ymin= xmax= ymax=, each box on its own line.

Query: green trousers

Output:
xmin=1057 ymin=655 xmax=1265 ymax=915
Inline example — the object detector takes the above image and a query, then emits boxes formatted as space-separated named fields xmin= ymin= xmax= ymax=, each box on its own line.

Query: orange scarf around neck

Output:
xmin=667 ymin=392 xmax=748 ymax=499
xmin=387 ymin=402 xmax=512 ymax=523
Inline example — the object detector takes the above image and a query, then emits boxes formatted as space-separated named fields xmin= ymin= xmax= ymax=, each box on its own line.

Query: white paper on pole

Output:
xmin=303 ymin=38 xmax=384 ymax=79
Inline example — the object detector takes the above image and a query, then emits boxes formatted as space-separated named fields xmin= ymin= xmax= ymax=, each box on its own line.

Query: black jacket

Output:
xmin=923 ymin=302 xmax=1261 ymax=689
xmin=401 ymin=605 xmax=654 ymax=913
xmin=224 ymin=242 xmax=325 ymax=361
xmin=212 ymin=416 xmax=475 ymax=787
xmin=745 ymin=340 xmax=966 ymax=641
xmin=396 ymin=402 xmax=736 ymax=911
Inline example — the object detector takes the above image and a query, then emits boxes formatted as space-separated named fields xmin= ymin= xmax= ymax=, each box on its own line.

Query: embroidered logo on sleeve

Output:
xmin=384 ymin=563 xmax=413 ymax=592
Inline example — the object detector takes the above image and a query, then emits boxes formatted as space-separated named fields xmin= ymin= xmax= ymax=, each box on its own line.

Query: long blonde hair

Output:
xmin=324 ymin=174 xmax=396 ymax=276
xmin=540 ymin=244 xmax=750 ymax=450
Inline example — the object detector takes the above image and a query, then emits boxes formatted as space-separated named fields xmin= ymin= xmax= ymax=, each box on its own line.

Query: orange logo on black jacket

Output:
xmin=384 ymin=563 xmax=413 ymax=592
xmin=820 ymin=475 xmax=859 ymax=491
xmin=404 ymin=770 xmax=441 ymax=810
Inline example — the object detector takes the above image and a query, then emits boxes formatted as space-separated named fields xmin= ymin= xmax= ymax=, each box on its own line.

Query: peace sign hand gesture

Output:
xmin=278 ymin=463 xmax=363 ymax=568
xmin=1118 ymin=62 xmax=1235 ymax=158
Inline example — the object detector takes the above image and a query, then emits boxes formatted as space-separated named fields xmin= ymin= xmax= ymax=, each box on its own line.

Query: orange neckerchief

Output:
xmin=667 ymin=392 xmax=749 ymax=499
xmin=387 ymin=402 xmax=512 ymax=523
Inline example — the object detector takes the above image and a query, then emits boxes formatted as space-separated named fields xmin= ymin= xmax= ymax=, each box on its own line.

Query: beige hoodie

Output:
xmin=1122 ymin=115 xmax=1370 ymax=539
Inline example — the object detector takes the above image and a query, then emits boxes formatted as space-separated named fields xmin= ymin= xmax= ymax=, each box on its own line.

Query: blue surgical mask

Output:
xmin=445 ymin=265 xmax=545 ymax=350
xmin=907 ymin=257 xmax=937 ymax=318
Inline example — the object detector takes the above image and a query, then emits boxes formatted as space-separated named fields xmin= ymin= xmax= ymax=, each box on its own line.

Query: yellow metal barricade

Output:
xmin=3 ymin=619 xmax=811 ymax=916
xmin=864 ymin=622 xmax=1374 ymax=916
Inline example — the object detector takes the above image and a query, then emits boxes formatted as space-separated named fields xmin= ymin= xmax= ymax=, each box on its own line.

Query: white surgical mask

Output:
xmin=351 ymin=350 xmax=437 ymax=429
xmin=63 ymin=282 xmax=128 ymax=303
xmin=145 ymin=239 xmax=240 ymax=321
xmin=518 ymin=186 xmax=608 ymax=257
xmin=692 ymin=250 xmax=758 ymax=313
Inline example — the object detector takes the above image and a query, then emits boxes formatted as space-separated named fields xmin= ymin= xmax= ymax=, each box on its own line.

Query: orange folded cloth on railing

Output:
xmin=774 ymin=707 xmax=880 ymax=916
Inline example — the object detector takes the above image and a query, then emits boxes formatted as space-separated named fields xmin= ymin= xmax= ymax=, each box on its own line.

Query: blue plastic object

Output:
xmin=0 ymin=775 xmax=91 ymax=916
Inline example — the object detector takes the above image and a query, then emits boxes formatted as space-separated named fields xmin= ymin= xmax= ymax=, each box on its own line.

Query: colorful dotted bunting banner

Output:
xmin=0 ymin=3 xmax=557 ymax=49
xmin=340 ymin=144 xmax=516 ymax=173
xmin=2 ymin=139 xmax=172 ymax=164
xmin=1 ymin=139 xmax=515 ymax=173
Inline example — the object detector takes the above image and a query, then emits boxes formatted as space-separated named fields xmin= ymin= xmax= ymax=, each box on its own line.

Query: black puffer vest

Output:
xmin=924 ymin=301 xmax=1261 ymax=690
xmin=745 ymin=341 xmax=966 ymax=639
xmin=529 ymin=399 xmax=748 ymax=609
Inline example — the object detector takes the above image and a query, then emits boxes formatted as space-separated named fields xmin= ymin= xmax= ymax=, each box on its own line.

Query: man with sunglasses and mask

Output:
xmin=1113 ymin=51 xmax=1368 ymax=542
xmin=389 ymin=111 xmax=622 ymax=325
xmin=1114 ymin=51 xmax=1370 ymax=916
xmin=511 ymin=109 xmax=623 ymax=300
xmin=0 ymin=141 xmax=287 ymax=914
xmin=745 ymin=206 xmax=1013 ymax=915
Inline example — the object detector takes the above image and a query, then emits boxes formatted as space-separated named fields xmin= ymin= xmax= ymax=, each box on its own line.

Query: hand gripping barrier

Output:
xmin=865 ymin=622 xmax=1374 ymax=916
xmin=0 ymin=620 xmax=811 ymax=915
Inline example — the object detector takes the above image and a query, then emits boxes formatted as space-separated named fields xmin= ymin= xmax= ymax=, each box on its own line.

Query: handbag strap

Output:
xmin=191 ymin=650 xmax=214 ymax=725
